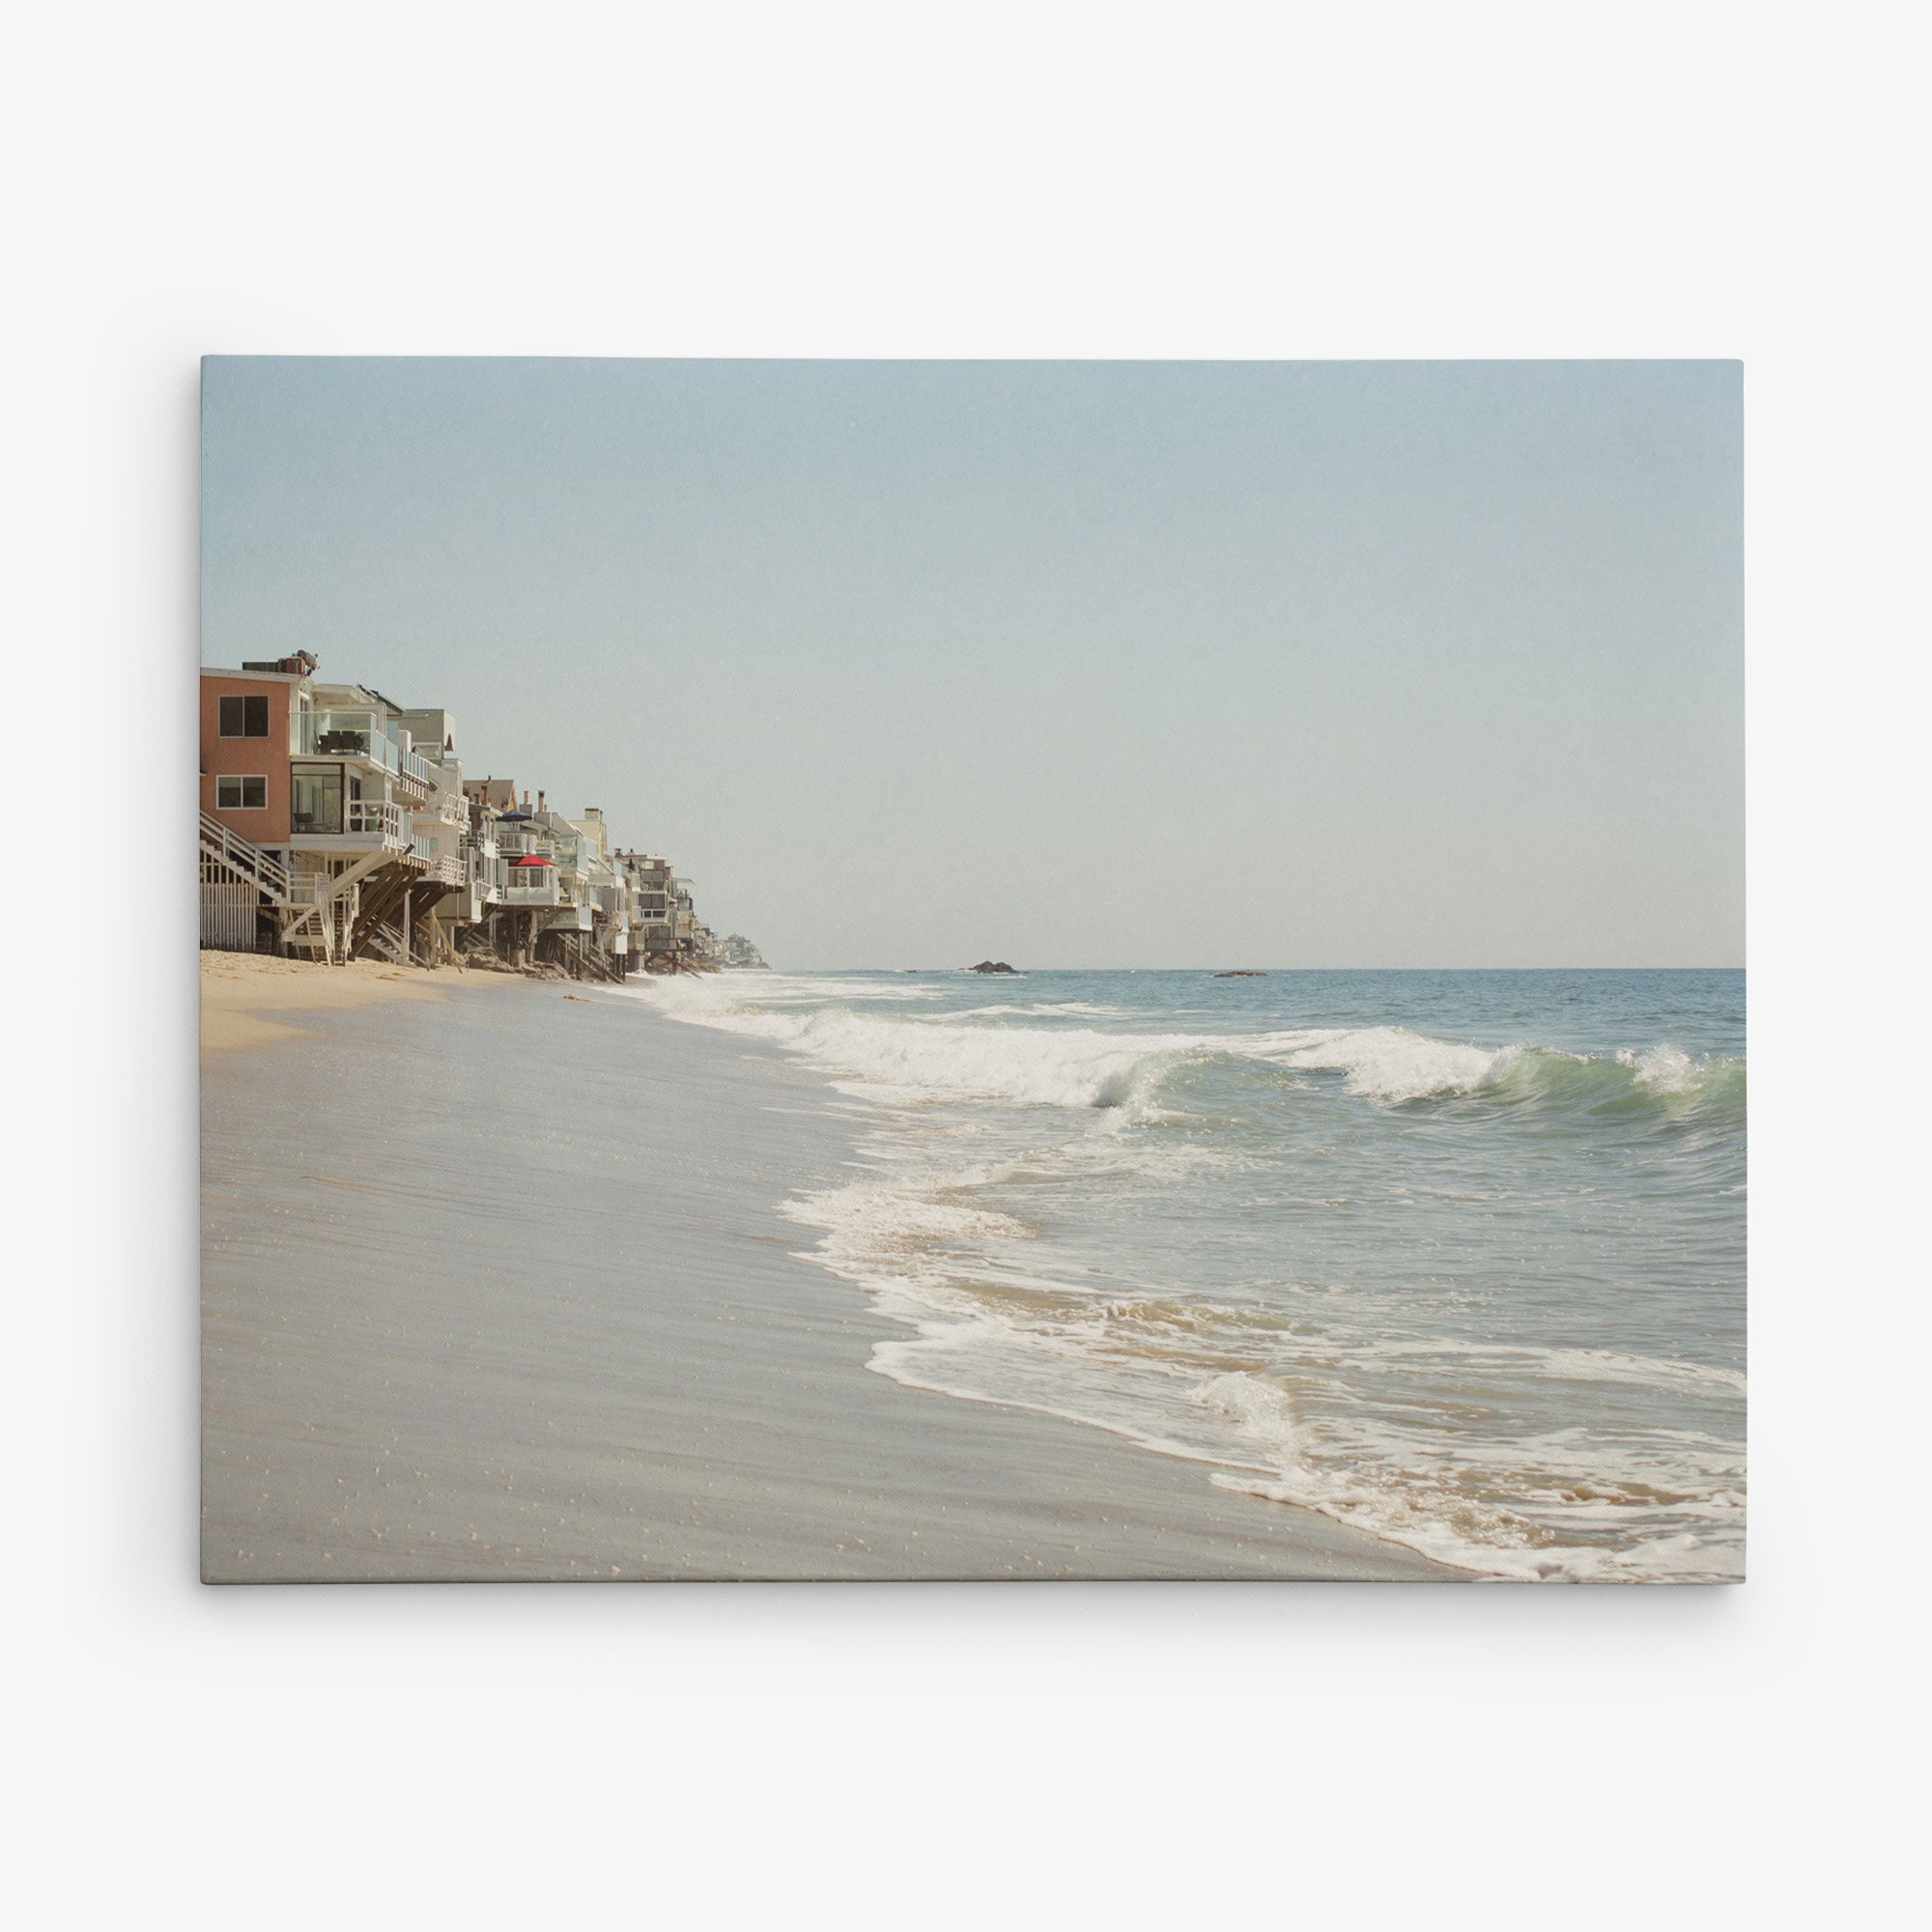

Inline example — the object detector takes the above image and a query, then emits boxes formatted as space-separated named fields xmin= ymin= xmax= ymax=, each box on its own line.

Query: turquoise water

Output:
xmin=625 ymin=968 xmax=1746 ymax=1580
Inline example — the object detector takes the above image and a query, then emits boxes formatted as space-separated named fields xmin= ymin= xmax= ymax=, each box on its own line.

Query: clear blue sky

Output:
xmin=202 ymin=358 xmax=1743 ymax=968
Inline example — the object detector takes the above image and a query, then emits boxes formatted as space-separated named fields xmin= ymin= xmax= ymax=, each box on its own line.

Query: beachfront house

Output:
xmin=199 ymin=659 xmax=467 ymax=964
xmin=199 ymin=653 xmax=315 ymax=951
xmin=567 ymin=809 xmax=635 ymax=978
xmin=200 ymin=664 xmax=729 ymax=978
xmin=439 ymin=777 xmax=507 ymax=941
xmin=278 ymin=676 xmax=449 ymax=962
xmin=672 ymin=878 xmax=701 ymax=965
xmin=620 ymin=852 xmax=679 ymax=969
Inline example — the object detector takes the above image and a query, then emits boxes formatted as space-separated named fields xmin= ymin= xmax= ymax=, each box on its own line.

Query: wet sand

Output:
xmin=201 ymin=972 xmax=1460 ymax=1581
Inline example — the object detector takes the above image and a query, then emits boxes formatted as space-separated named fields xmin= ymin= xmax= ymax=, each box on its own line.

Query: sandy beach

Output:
xmin=201 ymin=965 xmax=1457 ymax=1581
xmin=199 ymin=951 xmax=489 ymax=1051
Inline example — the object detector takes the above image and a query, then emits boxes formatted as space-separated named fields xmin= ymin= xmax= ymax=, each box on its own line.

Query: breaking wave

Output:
xmin=624 ymin=977 xmax=1742 ymax=1121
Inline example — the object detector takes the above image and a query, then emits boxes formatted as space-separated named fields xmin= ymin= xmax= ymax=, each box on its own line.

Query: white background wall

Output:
xmin=5 ymin=3 xmax=1924 ymax=1926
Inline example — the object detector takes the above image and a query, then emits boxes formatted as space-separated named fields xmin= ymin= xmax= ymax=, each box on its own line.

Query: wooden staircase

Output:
xmin=198 ymin=810 xmax=423 ymax=965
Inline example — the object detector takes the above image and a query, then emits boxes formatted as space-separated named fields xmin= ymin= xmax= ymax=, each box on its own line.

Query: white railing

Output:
xmin=346 ymin=799 xmax=405 ymax=841
xmin=502 ymin=877 xmax=561 ymax=905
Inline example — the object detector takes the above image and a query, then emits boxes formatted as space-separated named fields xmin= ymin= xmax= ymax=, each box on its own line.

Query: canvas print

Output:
xmin=199 ymin=358 xmax=1744 ymax=1583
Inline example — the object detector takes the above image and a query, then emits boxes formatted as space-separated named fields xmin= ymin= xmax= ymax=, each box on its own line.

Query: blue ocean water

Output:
xmin=624 ymin=968 xmax=1746 ymax=1580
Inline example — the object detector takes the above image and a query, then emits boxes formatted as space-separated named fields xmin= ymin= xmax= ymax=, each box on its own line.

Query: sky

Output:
xmin=201 ymin=357 xmax=1743 ymax=968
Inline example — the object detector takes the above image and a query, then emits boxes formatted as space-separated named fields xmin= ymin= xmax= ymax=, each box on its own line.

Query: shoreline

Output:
xmin=201 ymin=966 xmax=1463 ymax=1581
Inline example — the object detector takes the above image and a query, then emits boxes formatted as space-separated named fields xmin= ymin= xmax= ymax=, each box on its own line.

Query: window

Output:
xmin=219 ymin=694 xmax=270 ymax=737
xmin=290 ymin=763 xmax=343 ymax=834
xmin=217 ymin=775 xmax=268 ymax=810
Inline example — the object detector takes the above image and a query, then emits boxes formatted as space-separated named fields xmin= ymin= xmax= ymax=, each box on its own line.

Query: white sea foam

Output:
xmin=1206 ymin=1391 xmax=1747 ymax=1582
xmin=672 ymin=973 xmax=947 ymax=1006
xmin=1624 ymin=1043 xmax=1700 ymax=1094
xmin=780 ymin=1173 xmax=1035 ymax=1275
xmin=1255 ymin=1026 xmax=1517 ymax=1102
xmin=629 ymin=988 xmax=1503 ymax=1116
xmin=1341 ymin=1333 xmax=1748 ymax=1398
xmin=623 ymin=976 xmax=1221 ymax=1111
xmin=853 ymin=1285 xmax=1746 ymax=1581
xmin=767 ymin=1131 xmax=1745 ymax=1581
xmin=952 ymin=1000 xmax=1134 ymax=1019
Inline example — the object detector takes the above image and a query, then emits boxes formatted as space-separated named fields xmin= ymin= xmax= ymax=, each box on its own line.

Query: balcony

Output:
xmin=290 ymin=797 xmax=408 ymax=849
xmin=348 ymin=799 xmax=406 ymax=843
xmin=293 ymin=709 xmax=403 ymax=776
xmin=501 ymin=874 xmax=562 ymax=906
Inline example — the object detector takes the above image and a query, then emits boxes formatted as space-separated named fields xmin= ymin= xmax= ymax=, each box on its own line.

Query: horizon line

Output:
xmin=764 ymin=963 xmax=1748 ymax=975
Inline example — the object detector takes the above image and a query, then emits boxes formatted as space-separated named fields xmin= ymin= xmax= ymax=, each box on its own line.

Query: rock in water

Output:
xmin=967 ymin=959 xmax=1017 ymax=974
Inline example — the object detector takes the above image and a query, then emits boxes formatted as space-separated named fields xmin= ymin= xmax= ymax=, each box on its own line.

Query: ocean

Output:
xmin=614 ymin=967 xmax=1746 ymax=1581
